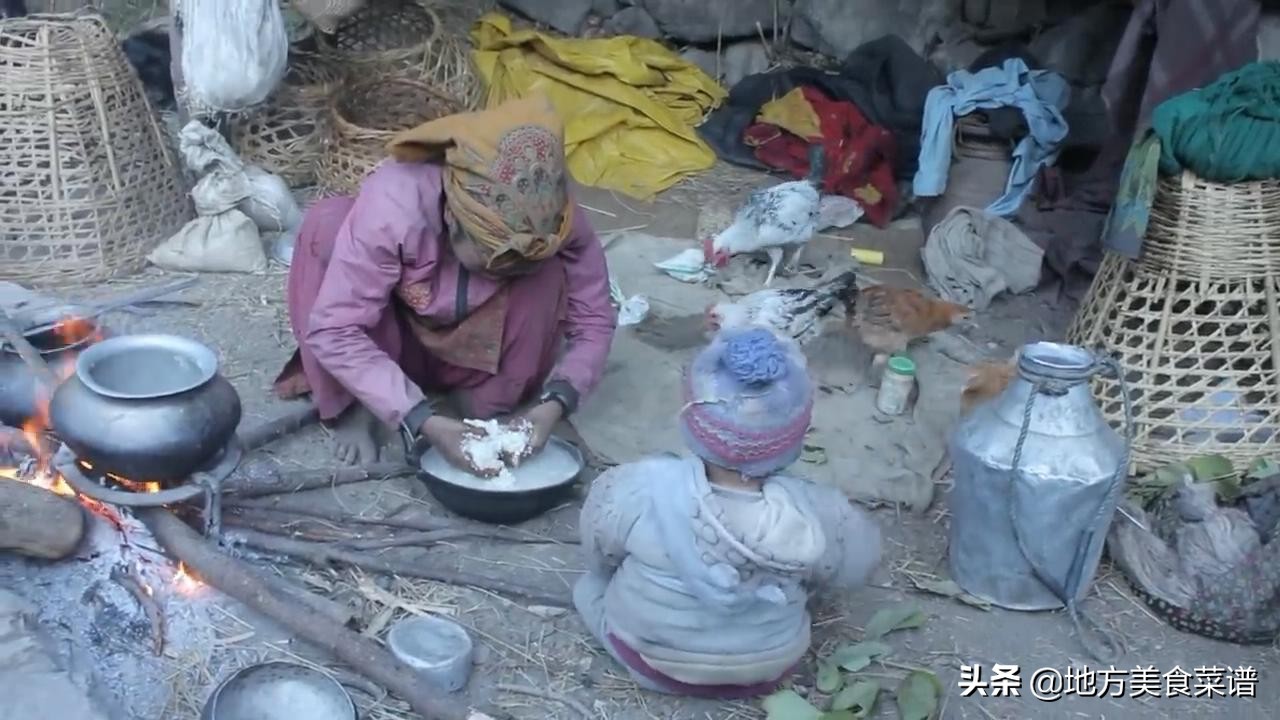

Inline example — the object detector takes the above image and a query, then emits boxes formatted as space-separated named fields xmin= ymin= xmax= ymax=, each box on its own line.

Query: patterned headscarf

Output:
xmin=386 ymin=95 xmax=574 ymax=273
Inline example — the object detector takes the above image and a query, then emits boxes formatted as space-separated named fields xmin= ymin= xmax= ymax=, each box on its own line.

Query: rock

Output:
xmin=638 ymin=0 xmax=790 ymax=43
xmin=722 ymin=41 xmax=770 ymax=87
xmin=606 ymin=6 xmax=662 ymax=38
xmin=681 ymin=47 xmax=720 ymax=80
xmin=791 ymin=0 xmax=951 ymax=58
xmin=592 ymin=0 xmax=622 ymax=15
xmin=498 ymin=0 xmax=594 ymax=34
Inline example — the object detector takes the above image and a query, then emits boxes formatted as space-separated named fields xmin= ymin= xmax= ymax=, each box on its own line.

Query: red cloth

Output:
xmin=743 ymin=86 xmax=899 ymax=227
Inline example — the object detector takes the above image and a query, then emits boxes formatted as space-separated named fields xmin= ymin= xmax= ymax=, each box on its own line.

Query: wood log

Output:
xmin=237 ymin=404 xmax=321 ymax=452
xmin=226 ymin=504 xmax=580 ymax=545
xmin=229 ymin=527 xmax=573 ymax=607
xmin=138 ymin=508 xmax=469 ymax=720
xmin=221 ymin=462 xmax=415 ymax=499
xmin=254 ymin=569 xmax=356 ymax=627
xmin=0 ymin=479 xmax=86 ymax=560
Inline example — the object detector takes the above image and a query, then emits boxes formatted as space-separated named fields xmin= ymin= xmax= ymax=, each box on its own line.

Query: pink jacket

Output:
xmin=304 ymin=161 xmax=615 ymax=425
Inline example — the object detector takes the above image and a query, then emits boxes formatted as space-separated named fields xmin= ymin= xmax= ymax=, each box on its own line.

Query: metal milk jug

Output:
xmin=948 ymin=341 xmax=1128 ymax=611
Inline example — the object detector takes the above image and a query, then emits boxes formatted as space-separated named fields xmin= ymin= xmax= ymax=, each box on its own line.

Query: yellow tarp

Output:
xmin=471 ymin=14 xmax=727 ymax=199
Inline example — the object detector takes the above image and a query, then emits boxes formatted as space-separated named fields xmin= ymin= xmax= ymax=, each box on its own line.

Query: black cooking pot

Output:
xmin=49 ymin=334 xmax=242 ymax=484
xmin=0 ymin=319 xmax=100 ymax=427
xmin=413 ymin=436 xmax=584 ymax=525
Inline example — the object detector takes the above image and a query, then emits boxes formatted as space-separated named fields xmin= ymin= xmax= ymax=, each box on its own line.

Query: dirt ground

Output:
xmin=6 ymin=2 xmax=1277 ymax=716
xmin=12 ymin=161 xmax=1269 ymax=720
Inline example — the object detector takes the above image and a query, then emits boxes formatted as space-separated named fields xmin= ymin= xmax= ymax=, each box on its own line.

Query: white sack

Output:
xmin=149 ymin=210 xmax=268 ymax=274
xmin=240 ymin=166 xmax=302 ymax=233
xmin=177 ymin=0 xmax=289 ymax=114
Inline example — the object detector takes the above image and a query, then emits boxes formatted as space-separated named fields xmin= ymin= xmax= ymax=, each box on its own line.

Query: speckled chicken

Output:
xmin=705 ymin=271 xmax=859 ymax=347
xmin=703 ymin=145 xmax=826 ymax=287
xmin=843 ymin=282 xmax=974 ymax=380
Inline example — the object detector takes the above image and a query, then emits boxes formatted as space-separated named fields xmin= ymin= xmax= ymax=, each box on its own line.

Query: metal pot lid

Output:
xmin=75 ymin=334 xmax=220 ymax=400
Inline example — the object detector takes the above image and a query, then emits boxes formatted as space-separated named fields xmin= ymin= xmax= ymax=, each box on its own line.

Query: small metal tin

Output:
xmin=387 ymin=615 xmax=475 ymax=692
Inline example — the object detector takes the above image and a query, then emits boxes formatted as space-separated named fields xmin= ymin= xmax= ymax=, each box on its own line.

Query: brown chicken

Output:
xmin=843 ymin=283 xmax=974 ymax=383
xmin=961 ymin=357 xmax=1017 ymax=415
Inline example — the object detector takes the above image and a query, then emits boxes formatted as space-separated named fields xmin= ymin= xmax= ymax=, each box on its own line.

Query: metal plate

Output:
xmin=203 ymin=662 xmax=356 ymax=720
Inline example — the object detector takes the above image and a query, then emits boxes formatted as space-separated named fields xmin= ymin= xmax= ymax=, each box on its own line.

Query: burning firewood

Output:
xmin=138 ymin=508 xmax=471 ymax=720
xmin=0 ymin=477 xmax=86 ymax=559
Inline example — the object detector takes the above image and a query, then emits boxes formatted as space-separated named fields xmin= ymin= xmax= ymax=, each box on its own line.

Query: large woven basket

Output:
xmin=1066 ymin=171 xmax=1280 ymax=472
xmin=231 ymin=50 xmax=345 ymax=187
xmin=317 ymin=0 xmax=482 ymax=110
xmin=316 ymin=77 xmax=461 ymax=196
xmin=0 ymin=14 xmax=192 ymax=287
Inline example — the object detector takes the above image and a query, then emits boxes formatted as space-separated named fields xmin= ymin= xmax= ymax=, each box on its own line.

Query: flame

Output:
xmin=108 ymin=474 xmax=162 ymax=494
xmin=172 ymin=562 xmax=203 ymax=595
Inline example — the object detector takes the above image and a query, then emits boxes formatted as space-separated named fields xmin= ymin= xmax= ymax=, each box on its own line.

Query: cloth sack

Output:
xmin=921 ymin=206 xmax=1043 ymax=310
xmin=176 ymin=0 xmax=288 ymax=114
xmin=149 ymin=122 xmax=269 ymax=273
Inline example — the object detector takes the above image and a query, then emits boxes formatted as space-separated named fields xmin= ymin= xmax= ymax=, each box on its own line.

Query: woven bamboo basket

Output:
xmin=1066 ymin=172 xmax=1280 ymax=472
xmin=230 ymin=50 xmax=345 ymax=187
xmin=316 ymin=76 xmax=462 ymax=195
xmin=0 ymin=14 xmax=192 ymax=288
xmin=317 ymin=0 xmax=483 ymax=110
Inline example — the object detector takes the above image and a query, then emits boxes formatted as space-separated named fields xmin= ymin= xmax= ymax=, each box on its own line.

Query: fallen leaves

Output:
xmin=863 ymin=604 xmax=927 ymax=639
xmin=909 ymin=576 xmax=991 ymax=611
xmin=896 ymin=670 xmax=943 ymax=720
xmin=761 ymin=602 xmax=942 ymax=720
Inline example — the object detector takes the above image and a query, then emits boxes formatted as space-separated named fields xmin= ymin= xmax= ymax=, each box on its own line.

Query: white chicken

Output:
xmin=702 ymin=144 xmax=826 ymax=287
xmin=705 ymin=270 xmax=859 ymax=347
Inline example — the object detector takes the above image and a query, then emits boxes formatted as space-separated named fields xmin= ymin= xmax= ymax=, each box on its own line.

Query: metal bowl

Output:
xmin=76 ymin=333 xmax=219 ymax=400
xmin=202 ymin=662 xmax=356 ymax=720
xmin=416 ymin=436 xmax=584 ymax=525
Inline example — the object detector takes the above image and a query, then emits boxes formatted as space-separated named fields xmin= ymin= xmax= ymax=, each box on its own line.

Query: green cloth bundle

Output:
xmin=1153 ymin=61 xmax=1280 ymax=182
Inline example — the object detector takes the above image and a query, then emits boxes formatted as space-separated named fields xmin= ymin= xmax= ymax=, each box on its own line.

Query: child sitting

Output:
xmin=573 ymin=327 xmax=882 ymax=698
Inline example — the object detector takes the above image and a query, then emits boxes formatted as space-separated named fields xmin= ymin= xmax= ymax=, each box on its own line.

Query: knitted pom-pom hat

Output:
xmin=679 ymin=327 xmax=814 ymax=478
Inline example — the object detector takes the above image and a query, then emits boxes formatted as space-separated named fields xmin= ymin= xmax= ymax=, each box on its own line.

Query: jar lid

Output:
xmin=886 ymin=355 xmax=916 ymax=376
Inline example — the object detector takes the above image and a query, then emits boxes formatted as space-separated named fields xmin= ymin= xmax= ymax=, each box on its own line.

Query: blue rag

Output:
xmin=913 ymin=58 xmax=1070 ymax=217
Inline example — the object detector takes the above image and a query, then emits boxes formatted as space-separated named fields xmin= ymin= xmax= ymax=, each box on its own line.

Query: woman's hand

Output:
xmin=420 ymin=416 xmax=496 ymax=478
xmin=509 ymin=400 xmax=563 ymax=463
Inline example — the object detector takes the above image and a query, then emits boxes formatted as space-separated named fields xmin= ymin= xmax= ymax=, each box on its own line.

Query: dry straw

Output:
xmin=317 ymin=0 xmax=483 ymax=110
xmin=0 ymin=13 xmax=192 ymax=288
xmin=316 ymin=76 xmax=461 ymax=195
xmin=1067 ymin=171 xmax=1280 ymax=472
xmin=231 ymin=50 xmax=345 ymax=187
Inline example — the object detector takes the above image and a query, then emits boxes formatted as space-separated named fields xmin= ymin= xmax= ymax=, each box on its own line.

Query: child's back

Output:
xmin=573 ymin=328 xmax=882 ymax=697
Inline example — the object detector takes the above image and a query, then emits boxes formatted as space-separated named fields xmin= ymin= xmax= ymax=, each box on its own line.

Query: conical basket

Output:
xmin=0 ymin=14 xmax=192 ymax=287
xmin=1066 ymin=171 xmax=1280 ymax=472
xmin=316 ymin=0 xmax=482 ymax=110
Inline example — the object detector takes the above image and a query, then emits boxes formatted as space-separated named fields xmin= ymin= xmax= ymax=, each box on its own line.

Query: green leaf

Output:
xmin=763 ymin=690 xmax=822 ymax=720
xmin=820 ymin=713 xmax=857 ymax=720
xmin=864 ymin=605 xmax=927 ymax=639
xmin=816 ymin=662 xmax=844 ymax=694
xmin=1186 ymin=454 xmax=1235 ymax=482
xmin=909 ymin=577 xmax=992 ymax=611
xmin=831 ymin=640 xmax=892 ymax=672
xmin=896 ymin=670 xmax=942 ymax=720
xmin=832 ymin=679 xmax=880 ymax=717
